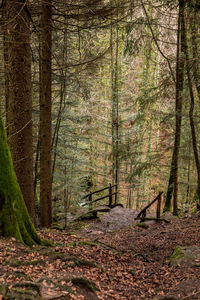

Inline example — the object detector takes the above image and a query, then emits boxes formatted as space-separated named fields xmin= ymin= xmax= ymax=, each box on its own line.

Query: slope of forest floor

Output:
xmin=0 ymin=210 xmax=200 ymax=299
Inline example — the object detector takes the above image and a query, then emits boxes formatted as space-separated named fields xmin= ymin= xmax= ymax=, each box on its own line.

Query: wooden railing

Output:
xmin=135 ymin=191 xmax=163 ymax=222
xmin=82 ymin=184 xmax=118 ymax=210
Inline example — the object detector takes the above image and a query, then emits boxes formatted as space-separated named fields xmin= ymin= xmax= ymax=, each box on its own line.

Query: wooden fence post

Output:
xmin=109 ymin=184 xmax=112 ymax=207
xmin=114 ymin=185 xmax=117 ymax=205
xmin=156 ymin=193 xmax=161 ymax=220
xmin=89 ymin=192 xmax=92 ymax=210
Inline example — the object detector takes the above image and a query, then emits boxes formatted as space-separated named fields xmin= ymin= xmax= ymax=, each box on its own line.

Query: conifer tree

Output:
xmin=3 ymin=0 xmax=35 ymax=222
xmin=40 ymin=0 xmax=52 ymax=227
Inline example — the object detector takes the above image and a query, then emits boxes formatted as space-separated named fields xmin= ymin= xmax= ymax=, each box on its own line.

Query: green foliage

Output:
xmin=34 ymin=0 xmax=200 ymax=214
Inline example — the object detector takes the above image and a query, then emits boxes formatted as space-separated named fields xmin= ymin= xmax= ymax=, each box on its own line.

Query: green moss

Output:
xmin=3 ymin=258 xmax=20 ymax=267
xmin=191 ymin=207 xmax=197 ymax=214
xmin=65 ymin=242 xmax=76 ymax=248
xmin=68 ymin=231 xmax=75 ymax=235
xmin=63 ymin=256 xmax=98 ymax=268
xmin=0 ymin=115 xmax=41 ymax=246
xmin=52 ymin=252 xmax=64 ymax=259
xmin=5 ymin=283 xmax=40 ymax=300
xmin=136 ymin=223 xmax=149 ymax=229
xmin=51 ymin=223 xmax=64 ymax=230
xmin=3 ymin=258 xmax=43 ymax=267
xmin=68 ymin=221 xmax=88 ymax=231
xmin=78 ymin=240 xmax=98 ymax=247
xmin=14 ymin=282 xmax=41 ymax=293
xmin=14 ymin=271 xmax=28 ymax=279
xmin=170 ymin=247 xmax=184 ymax=260
xmin=170 ymin=247 xmax=190 ymax=266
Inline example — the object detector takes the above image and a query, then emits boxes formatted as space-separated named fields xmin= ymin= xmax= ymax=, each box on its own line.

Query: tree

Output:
xmin=3 ymin=0 xmax=35 ymax=222
xmin=40 ymin=0 xmax=52 ymax=227
xmin=0 ymin=113 xmax=41 ymax=246
xmin=181 ymin=4 xmax=200 ymax=206
xmin=172 ymin=0 xmax=185 ymax=215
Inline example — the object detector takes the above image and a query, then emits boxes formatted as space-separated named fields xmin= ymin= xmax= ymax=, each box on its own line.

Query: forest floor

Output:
xmin=0 ymin=209 xmax=200 ymax=299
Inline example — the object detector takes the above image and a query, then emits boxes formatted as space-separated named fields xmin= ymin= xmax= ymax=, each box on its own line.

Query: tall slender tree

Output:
xmin=3 ymin=0 xmax=35 ymax=222
xmin=163 ymin=1 xmax=185 ymax=214
xmin=173 ymin=0 xmax=185 ymax=215
xmin=181 ymin=5 xmax=200 ymax=206
xmin=40 ymin=0 xmax=52 ymax=227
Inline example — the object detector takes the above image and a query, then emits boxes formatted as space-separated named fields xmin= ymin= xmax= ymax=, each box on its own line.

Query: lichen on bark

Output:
xmin=0 ymin=115 xmax=41 ymax=246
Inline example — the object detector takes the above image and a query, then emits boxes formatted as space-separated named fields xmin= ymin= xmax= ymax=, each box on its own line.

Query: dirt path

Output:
xmin=0 ymin=210 xmax=200 ymax=299
xmin=75 ymin=206 xmax=141 ymax=238
xmin=76 ymin=206 xmax=155 ymax=239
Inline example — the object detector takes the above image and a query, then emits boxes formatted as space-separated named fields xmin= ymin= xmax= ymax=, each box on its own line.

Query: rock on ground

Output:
xmin=101 ymin=206 xmax=139 ymax=231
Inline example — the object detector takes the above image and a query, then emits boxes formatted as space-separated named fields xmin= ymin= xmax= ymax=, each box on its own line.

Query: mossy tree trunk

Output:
xmin=3 ymin=0 xmax=35 ymax=223
xmin=0 ymin=115 xmax=41 ymax=246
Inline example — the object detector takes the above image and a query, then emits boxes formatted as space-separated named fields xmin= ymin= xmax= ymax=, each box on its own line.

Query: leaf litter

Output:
xmin=0 ymin=212 xmax=200 ymax=299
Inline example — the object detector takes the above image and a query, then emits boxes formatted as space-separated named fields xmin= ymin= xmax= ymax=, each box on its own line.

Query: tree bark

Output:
xmin=163 ymin=150 xmax=175 ymax=212
xmin=3 ymin=0 xmax=35 ymax=222
xmin=181 ymin=9 xmax=200 ymax=206
xmin=40 ymin=0 xmax=52 ymax=227
xmin=0 ymin=114 xmax=41 ymax=246
xmin=173 ymin=0 xmax=185 ymax=216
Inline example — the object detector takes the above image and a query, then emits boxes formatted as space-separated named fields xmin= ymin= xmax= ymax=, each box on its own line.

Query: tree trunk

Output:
xmin=111 ymin=5 xmax=120 ymax=204
xmin=181 ymin=9 xmax=200 ymax=206
xmin=190 ymin=10 xmax=200 ymax=103
xmin=0 ymin=114 xmax=41 ymax=246
xmin=40 ymin=0 xmax=52 ymax=227
xmin=163 ymin=150 xmax=175 ymax=212
xmin=3 ymin=0 xmax=35 ymax=222
xmin=173 ymin=0 xmax=185 ymax=216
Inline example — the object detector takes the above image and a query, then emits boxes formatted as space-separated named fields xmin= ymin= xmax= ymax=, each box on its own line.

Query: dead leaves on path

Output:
xmin=0 ymin=214 xmax=200 ymax=299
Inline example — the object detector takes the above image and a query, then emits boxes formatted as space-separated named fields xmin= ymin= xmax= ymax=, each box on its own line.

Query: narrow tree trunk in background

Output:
xmin=186 ymin=141 xmax=191 ymax=203
xmin=114 ymin=11 xmax=119 ymax=205
xmin=3 ymin=0 xmax=35 ymax=222
xmin=110 ymin=14 xmax=115 ymax=185
xmin=110 ymin=4 xmax=120 ymax=204
xmin=34 ymin=23 xmax=42 ymax=199
xmin=190 ymin=10 xmax=200 ymax=103
xmin=173 ymin=1 xmax=185 ymax=216
xmin=52 ymin=23 xmax=67 ymax=182
xmin=182 ymin=11 xmax=200 ymax=206
xmin=34 ymin=136 xmax=40 ymax=198
xmin=40 ymin=0 xmax=52 ymax=227
xmin=163 ymin=151 xmax=175 ymax=212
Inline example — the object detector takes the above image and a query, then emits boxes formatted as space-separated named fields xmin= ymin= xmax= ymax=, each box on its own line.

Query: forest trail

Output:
xmin=0 ymin=211 xmax=200 ymax=299
xmin=75 ymin=206 xmax=141 ymax=239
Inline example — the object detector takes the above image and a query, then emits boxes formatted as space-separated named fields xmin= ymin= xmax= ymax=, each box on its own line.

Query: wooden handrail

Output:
xmin=135 ymin=191 xmax=163 ymax=220
xmin=82 ymin=192 xmax=118 ymax=207
xmin=82 ymin=184 xmax=117 ymax=199
xmin=82 ymin=183 xmax=118 ymax=208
